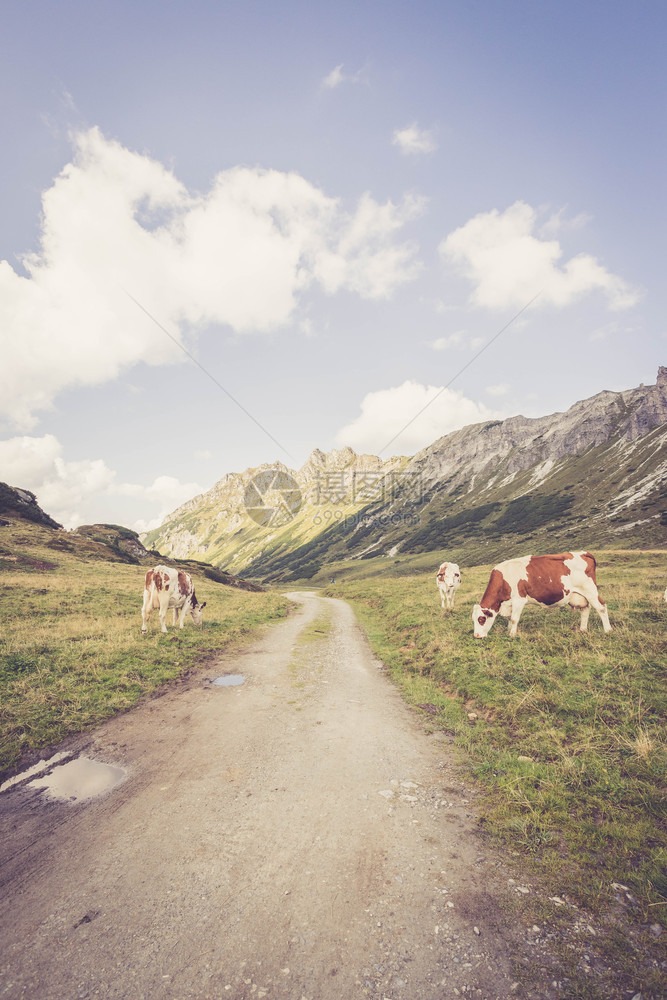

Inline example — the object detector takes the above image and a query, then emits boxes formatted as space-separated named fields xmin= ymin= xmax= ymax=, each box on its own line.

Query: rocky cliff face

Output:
xmin=142 ymin=369 xmax=667 ymax=579
xmin=141 ymin=447 xmax=408 ymax=567
xmin=407 ymin=367 xmax=667 ymax=488
xmin=0 ymin=484 xmax=63 ymax=529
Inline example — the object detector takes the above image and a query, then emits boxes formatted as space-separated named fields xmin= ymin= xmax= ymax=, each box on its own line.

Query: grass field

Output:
xmin=0 ymin=520 xmax=291 ymax=779
xmin=326 ymin=549 xmax=667 ymax=924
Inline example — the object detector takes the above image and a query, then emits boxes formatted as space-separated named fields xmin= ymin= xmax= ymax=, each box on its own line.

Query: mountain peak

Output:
xmin=142 ymin=372 xmax=667 ymax=578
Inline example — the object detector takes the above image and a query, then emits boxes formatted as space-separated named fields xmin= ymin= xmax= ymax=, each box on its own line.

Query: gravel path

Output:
xmin=0 ymin=592 xmax=544 ymax=1000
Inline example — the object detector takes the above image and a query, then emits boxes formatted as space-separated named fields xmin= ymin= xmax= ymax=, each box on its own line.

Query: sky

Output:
xmin=0 ymin=0 xmax=665 ymax=531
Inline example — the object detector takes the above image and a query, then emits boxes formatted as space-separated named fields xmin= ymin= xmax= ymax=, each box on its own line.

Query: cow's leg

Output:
xmin=446 ymin=589 xmax=453 ymax=611
xmin=158 ymin=596 xmax=168 ymax=633
xmin=178 ymin=603 xmax=189 ymax=629
xmin=141 ymin=596 xmax=150 ymax=633
xmin=579 ymin=605 xmax=591 ymax=631
xmin=508 ymin=598 xmax=526 ymax=637
xmin=591 ymin=595 xmax=612 ymax=632
xmin=172 ymin=608 xmax=178 ymax=627
xmin=580 ymin=585 xmax=612 ymax=632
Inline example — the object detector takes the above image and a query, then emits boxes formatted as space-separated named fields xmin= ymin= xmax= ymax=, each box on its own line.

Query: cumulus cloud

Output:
xmin=334 ymin=380 xmax=501 ymax=455
xmin=0 ymin=434 xmax=115 ymax=528
xmin=0 ymin=433 xmax=200 ymax=530
xmin=439 ymin=201 xmax=640 ymax=311
xmin=0 ymin=127 xmax=422 ymax=428
xmin=392 ymin=123 xmax=437 ymax=156
xmin=431 ymin=331 xmax=466 ymax=350
xmin=115 ymin=475 xmax=203 ymax=533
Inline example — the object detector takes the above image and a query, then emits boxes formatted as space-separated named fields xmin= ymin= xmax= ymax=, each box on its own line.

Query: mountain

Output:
xmin=0 ymin=485 xmax=263 ymax=591
xmin=142 ymin=369 xmax=667 ymax=581
xmin=0 ymin=483 xmax=63 ymax=530
xmin=141 ymin=447 xmax=409 ymax=578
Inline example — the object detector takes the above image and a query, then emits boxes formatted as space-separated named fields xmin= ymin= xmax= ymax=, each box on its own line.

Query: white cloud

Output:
xmin=321 ymin=64 xmax=364 ymax=89
xmin=539 ymin=207 xmax=592 ymax=237
xmin=0 ymin=432 xmax=201 ymax=530
xmin=439 ymin=201 xmax=640 ymax=312
xmin=485 ymin=383 xmax=510 ymax=396
xmin=431 ymin=331 xmax=466 ymax=350
xmin=0 ymin=127 xmax=422 ymax=428
xmin=334 ymin=380 xmax=501 ymax=455
xmin=322 ymin=64 xmax=345 ymax=89
xmin=0 ymin=434 xmax=115 ymax=529
xmin=392 ymin=122 xmax=437 ymax=156
xmin=115 ymin=475 xmax=203 ymax=533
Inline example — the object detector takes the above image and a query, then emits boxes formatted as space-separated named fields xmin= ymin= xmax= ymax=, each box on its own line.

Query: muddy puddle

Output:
xmin=28 ymin=757 xmax=126 ymax=803
xmin=0 ymin=752 xmax=72 ymax=794
xmin=211 ymin=674 xmax=246 ymax=687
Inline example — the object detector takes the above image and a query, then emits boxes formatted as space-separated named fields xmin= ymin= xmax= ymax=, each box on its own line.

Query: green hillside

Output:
xmin=0 ymin=511 xmax=290 ymax=781
xmin=240 ymin=427 xmax=667 ymax=583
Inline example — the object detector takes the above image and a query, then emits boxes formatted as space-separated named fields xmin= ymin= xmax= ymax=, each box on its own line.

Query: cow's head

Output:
xmin=190 ymin=600 xmax=206 ymax=627
xmin=438 ymin=564 xmax=461 ymax=587
xmin=472 ymin=604 xmax=496 ymax=639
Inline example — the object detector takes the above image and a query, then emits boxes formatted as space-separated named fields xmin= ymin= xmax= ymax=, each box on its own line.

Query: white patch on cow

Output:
xmin=141 ymin=565 xmax=206 ymax=633
xmin=473 ymin=551 xmax=611 ymax=638
xmin=436 ymin=561 xmax=461 ymax=612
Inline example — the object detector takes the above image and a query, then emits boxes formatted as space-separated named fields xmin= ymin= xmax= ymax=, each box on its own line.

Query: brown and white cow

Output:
xmin=436 ymin=561 xmax=461 ymax=611
xmin=472 ymin=551 xmax=611 ymax=638
xmin=141 ymin=565 xmax=206 ymax=633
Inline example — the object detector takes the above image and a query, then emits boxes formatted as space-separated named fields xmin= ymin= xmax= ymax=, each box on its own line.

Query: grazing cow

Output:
xmin=141 ymin=565 xmax=206 ymax=633
xmin=472 ymin=551 xmax=611 ymax=638
xmin=436 ymin=561 xmax=461 ymax=611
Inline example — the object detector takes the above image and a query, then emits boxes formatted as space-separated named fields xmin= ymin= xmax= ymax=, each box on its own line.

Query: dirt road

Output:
xmin=1 ymin=593 xmax=537 ymax=1000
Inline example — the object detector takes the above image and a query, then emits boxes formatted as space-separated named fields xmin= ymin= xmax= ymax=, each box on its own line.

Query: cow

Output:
xmin=472 ymin=551 xmax=611 ymax=638
xmin=436 ymin=561 xmax=461 ymax=611
xmin=141 ymin=565 xmax=206 ymax=633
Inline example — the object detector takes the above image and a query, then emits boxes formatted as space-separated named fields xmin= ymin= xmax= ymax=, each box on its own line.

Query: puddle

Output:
xmin=0 ymin=752 xmax=72 ymax=794
xmin=211 ymin=674 xmax=246 ymax=687
xmin=28 ymin=756 xmax=126 ymax=803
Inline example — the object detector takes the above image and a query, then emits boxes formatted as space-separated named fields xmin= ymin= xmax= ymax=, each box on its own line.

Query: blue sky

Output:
xmin=0 ymin=0 xmax=664 ymax=530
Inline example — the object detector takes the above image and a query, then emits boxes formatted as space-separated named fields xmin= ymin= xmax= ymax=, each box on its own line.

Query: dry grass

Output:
xmin=0 ymin=521 xmax=291 ymax=778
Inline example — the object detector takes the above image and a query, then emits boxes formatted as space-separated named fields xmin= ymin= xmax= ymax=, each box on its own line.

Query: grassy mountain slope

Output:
xmin=142 ymin=372 xmax=667 ymax=583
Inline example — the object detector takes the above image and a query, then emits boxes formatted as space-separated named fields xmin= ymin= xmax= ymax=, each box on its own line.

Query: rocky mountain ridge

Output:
xmin=142 ymin=369 xmax=667 ymax=580
xmin=408 ymin=368 xmax=667 ymax=487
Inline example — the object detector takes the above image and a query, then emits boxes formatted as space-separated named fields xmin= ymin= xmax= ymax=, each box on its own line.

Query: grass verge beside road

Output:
xmin=326 ymin=550 xmax=666 ymax=922
xmin=0 ymin=522 xmax=291 ymax=780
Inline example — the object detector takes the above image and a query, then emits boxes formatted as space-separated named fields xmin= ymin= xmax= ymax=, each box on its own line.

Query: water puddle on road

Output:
xmin=0 ymin=752 xmax=72 ymax=794
xmin=28 ymin=757 xmax=126 ymax=803
xmin=211 ymin=674 xmax=246 ymax=687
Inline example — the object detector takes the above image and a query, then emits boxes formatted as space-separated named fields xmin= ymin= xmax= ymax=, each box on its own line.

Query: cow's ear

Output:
xmin=200 ymin=601 xmax=207 ymax=609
